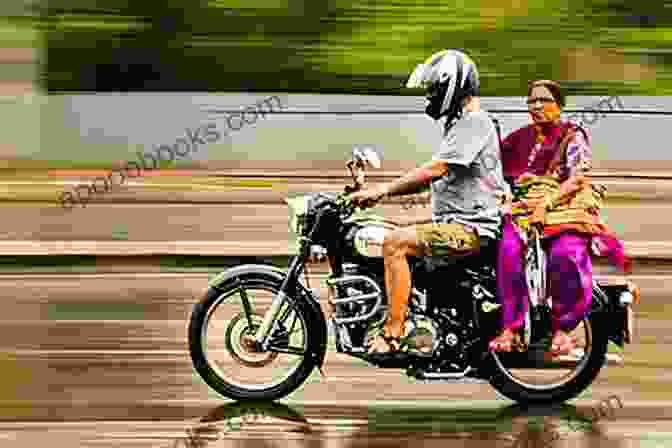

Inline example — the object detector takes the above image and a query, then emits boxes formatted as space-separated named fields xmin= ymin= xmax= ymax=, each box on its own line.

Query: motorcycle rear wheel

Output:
xmin=488 ymin=312 xmax=609 ymax=404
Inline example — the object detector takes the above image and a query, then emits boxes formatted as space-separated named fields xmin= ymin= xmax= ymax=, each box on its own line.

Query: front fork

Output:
xmin=252 ymin=209 xmax=335 ymax=351
xmin=252 ymin=252 xmax=306 ymax=351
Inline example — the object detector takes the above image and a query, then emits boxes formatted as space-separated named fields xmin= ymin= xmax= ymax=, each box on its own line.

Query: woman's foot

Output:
xmin=489 ymin=328 xmax=518 ymax=352
xmin=550 ymin=330 xmax=577 ymax=356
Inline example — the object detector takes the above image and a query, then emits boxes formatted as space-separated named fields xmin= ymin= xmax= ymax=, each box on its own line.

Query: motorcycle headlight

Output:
xmin=285 ymin=195 xmax=311 ymax=235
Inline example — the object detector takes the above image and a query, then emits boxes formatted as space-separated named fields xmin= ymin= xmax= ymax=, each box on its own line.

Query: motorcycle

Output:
xmin=188 ymin=147 xmax=640 ymax=404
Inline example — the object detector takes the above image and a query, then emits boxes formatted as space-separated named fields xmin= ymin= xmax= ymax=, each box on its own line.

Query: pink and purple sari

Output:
xmin=497 ymin=121 xmax=631 ymax=333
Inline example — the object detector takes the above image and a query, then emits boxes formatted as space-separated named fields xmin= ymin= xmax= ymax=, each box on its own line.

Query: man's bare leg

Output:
xmin=368 ymin=222 xmax=481 ymax=355
xmin=369 ymin=227 xmax=423 ymax=353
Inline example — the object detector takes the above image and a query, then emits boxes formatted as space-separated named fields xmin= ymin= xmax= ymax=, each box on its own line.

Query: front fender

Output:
xmin=208 ymin=264 xmax=328 ymax=370
xmin=209 ymin=263 xmax=289 ymax=289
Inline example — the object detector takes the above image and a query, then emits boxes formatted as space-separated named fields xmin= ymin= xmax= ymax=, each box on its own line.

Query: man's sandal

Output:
xmin=366 ymin=321 xmax=410 ymax=356
xmin=367 ymin=333 xmax=406 ymax=355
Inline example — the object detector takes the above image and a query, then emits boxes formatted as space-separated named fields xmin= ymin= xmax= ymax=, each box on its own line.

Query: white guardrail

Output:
xmin=2 ymin=94 xmax=670 ymax=168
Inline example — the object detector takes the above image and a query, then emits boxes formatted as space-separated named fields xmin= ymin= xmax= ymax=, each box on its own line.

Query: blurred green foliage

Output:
xmin=25 ymin=0 xmax=672 ymax=94
xmin=0 ymin=17 xmax=37 ymax=48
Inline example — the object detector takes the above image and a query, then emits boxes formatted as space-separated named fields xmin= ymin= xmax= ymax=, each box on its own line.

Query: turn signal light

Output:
xmin=628 ymin=281 xmax=641 ymax=305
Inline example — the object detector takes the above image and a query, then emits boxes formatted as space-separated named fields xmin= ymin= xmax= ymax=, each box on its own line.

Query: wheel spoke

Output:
xmin=286 ymin=311 xmax=300 ymax=336
xmin=268 ymin=346 xmax=306 ymax=356
xmin=219 ymin=287 xmax=244 ymax=302
xmin=277 ymin=303 xmax=292 ymax=324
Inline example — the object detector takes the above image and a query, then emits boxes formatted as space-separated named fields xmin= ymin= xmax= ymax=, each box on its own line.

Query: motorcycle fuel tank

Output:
xmin=353 ymin=223 xmax=392 ymax=258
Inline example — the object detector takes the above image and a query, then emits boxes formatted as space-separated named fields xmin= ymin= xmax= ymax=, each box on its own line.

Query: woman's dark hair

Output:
xmin=528 ymin=79 xmax=565 ymax=108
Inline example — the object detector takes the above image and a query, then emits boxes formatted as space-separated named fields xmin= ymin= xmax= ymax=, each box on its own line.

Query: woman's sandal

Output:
xmin=550 ymin=331 xmax=577 ymax=356
xmin=489 ymin=328 xmax=524 ymax=353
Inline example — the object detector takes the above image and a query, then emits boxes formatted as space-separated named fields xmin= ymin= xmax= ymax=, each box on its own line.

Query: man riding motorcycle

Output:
xmin=349 ymin=49 xmax=511 ymax=357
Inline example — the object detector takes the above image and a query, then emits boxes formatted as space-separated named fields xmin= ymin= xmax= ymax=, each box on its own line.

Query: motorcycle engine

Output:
xmin=411 ymin=265 xmax=500 ymax=372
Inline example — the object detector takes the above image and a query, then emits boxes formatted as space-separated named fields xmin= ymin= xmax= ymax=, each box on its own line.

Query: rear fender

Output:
xmin=591 ymin=282 xmax=636 ymax=348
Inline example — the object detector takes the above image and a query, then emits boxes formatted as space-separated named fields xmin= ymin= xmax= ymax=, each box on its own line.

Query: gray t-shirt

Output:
xmin=430 ymin=110 xmax=510 ymax=239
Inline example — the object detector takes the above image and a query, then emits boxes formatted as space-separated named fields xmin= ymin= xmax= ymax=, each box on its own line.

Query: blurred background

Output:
xmin=12 ymin=0 xmax=672 ymax=95
xmin=1 ymin=0 xmax=670 ymax=168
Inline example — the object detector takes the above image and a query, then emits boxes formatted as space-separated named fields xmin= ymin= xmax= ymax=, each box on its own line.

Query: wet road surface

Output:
xmin=1 ymin=169 xmax=671 ymax=446
xmin=4 ymin=399 xmax=672 ymax=447
xmin=0 ymin=272 xmax=670 ymax=447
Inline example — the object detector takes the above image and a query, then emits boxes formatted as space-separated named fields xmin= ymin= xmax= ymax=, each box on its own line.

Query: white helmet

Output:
xmin=406 ymin=49 xmax=481 ymax=124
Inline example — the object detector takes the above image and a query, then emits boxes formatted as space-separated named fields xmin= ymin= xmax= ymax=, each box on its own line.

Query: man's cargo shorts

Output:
xmin=415 ymin=222 xmax=481 ymax=257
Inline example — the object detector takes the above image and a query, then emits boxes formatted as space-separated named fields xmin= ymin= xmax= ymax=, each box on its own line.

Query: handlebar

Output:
xmin=335 ymin=192 xmax=357 ymax=218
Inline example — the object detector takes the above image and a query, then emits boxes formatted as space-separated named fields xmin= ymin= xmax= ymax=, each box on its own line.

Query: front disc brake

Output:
xmin=225 ymin=313 xmax=281 ymax=368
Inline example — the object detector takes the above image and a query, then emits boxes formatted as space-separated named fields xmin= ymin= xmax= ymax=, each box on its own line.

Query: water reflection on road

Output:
xmin=152 ymin=400 xmax=642 ymax=448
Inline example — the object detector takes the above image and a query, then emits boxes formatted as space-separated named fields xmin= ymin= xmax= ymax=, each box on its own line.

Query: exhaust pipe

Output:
xmin=414 ymin=366 xmax=472 ymax=380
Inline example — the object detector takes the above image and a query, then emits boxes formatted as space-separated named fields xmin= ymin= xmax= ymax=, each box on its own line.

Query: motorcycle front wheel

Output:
xmin=189 ymin=271 xmax=321 ymax=401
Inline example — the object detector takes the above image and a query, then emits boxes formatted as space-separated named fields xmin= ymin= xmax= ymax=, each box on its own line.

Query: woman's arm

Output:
xmin=528 ymin=128 xmax=593 ymax=224
xmin=564 ymin=127 xmax=592 ymax=178
xmin=499 ymin=128 xmax=523 ymax=187
xmin=546 ymin=127 xmax=593 ymax=208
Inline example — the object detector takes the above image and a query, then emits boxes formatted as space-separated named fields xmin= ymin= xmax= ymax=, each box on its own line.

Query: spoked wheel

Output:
xmin=488 ymin=311 xmax=609 ymax=404
xmin=189 ymin=271 xmax=321 ymax=401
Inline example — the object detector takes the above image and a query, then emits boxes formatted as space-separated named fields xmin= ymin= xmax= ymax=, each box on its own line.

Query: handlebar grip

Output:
xmin=336 ymin=193 xmax=356 ymax=212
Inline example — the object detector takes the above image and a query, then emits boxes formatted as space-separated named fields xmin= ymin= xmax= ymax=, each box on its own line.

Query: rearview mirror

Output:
xmin=352 ymin=146 xmax=381 ymax=169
